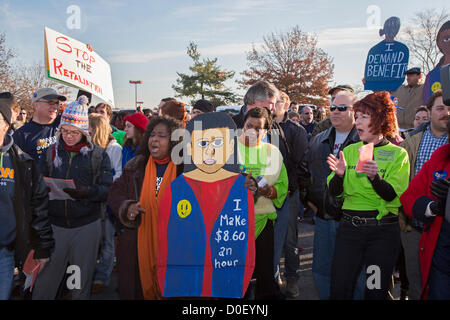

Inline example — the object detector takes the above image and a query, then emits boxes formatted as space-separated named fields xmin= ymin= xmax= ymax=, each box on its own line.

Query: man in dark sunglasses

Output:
xmin=306 ymin=90 xmax=363 ymax=300
xmin=312 ymin=85 xmax=354 ymax=138
xmin=330 ymin=105 xmax=351 ymax=112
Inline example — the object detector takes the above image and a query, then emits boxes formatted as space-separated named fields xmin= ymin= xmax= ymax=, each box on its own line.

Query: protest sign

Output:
xmin=44 ymin=27 xmax=115 ymax=106
xmin=157 ymin=112 xmax=255 ymax=298
xmin=422 ymin=20 xmax=450 ymax=104
xmin=364 ymin=17 xmax=410 ymax=91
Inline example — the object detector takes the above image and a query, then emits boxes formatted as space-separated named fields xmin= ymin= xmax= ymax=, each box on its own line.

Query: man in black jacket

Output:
xmin=0 ymin=92 xmax=54 ymax=300
xmin=232 ymin=81 xmax=278 ymax=130
xmin=272 ymin=92 xmax=309 ymax=298
xmin=233 ymin=82 xmax=310 ymax=298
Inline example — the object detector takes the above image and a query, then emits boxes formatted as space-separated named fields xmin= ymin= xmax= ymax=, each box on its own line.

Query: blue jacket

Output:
xmin=40 ymin=138 xmax=113 ymax=228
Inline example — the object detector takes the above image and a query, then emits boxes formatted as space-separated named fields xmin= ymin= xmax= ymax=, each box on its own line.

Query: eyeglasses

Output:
xmin=330 ymin=104 xmax=351 ymax=112
xmin=38 ymin=100 xmax=59 ymax=106
xmin=60 ymin=129 xmax=81 ymax=136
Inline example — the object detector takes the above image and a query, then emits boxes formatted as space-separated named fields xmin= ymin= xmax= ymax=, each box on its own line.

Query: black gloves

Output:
xmin=63 ymin=186 xmax=91 ymax=200
xmin=429 ymin=178 xmax=450 ymax=216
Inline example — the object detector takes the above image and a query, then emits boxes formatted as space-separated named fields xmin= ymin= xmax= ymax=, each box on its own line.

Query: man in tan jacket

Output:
xmin=391 ymin=67 xmax=424 ymax=130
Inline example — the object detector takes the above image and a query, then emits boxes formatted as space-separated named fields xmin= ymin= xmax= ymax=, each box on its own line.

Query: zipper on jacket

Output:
xmin=64 ymin=152 xmax=73 ymax=228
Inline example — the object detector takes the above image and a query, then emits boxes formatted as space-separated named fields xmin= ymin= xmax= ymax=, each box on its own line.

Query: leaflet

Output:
xmin=43 ymin=177 xmax=76 ymax=200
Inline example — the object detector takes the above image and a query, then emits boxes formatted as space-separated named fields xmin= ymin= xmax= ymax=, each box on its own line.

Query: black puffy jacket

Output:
xmin=274 ymin=114 xmax=310 ymax=194
xmin=10 ymin=144 xmax=54 ymax=267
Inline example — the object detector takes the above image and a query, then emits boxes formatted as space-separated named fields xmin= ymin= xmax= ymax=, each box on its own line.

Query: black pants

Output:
xmin=330 ymin=221 xmax=401 ymax=300
xmin=253 ymin=220 xmax=281 ymax=299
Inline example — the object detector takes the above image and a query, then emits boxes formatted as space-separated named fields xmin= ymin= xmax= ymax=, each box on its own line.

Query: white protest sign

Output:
xmin=44 ymin=26 xmax=115 ymax=106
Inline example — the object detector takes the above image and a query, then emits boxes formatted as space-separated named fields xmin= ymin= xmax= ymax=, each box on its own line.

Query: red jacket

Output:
xmin=400 ymin=143 xmax=450 ymax=299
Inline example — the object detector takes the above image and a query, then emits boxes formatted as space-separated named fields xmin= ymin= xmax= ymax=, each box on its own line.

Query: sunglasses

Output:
xmin=330 ymin=104 xmax=351 ymax=112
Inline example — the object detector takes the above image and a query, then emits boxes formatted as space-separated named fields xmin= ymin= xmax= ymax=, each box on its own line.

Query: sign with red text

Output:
xmin=44 ymin=27 xmax=115 ymax=106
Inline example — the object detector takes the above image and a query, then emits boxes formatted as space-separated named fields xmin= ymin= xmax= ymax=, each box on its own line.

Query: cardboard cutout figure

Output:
xmin=157 ymin=112 xmax=255 ymax=298
xmin=364 ymin=17 xmax=409 ymax=91
xmin=423 ymin=20 xmax=450 ymax=104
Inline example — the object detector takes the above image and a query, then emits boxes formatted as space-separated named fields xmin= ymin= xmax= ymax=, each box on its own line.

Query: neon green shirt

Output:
xmin=238 ymin=141 xmax=288 ymax=238
xmin=327 ymin=141 xmax=410 ymax=219
xmin=112 ymin=130 xmax=126 ymax=146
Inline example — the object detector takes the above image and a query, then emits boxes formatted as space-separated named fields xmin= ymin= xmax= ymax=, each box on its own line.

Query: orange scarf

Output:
xmin=137 ymin=156 xmax=177 ymax=299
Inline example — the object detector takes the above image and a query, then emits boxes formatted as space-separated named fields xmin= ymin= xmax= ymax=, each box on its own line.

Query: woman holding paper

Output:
xmin=326 ymin=91 xmax=410 ymax=299
xmin=32 ymin=96 xmax=113 ymax=300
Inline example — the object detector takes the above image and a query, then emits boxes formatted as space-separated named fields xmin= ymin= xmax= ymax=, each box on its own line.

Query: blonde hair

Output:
xmin=89 ymin=113 xmax=112 ymax=149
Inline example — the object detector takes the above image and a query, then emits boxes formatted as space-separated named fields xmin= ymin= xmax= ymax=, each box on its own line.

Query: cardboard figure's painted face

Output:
xmin=189 ymin=127 xmax=234 ymax=174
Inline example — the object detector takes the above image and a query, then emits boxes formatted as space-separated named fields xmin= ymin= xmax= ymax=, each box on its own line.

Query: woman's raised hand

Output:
xmin=327 ymin=151 xmax=347 ymax=177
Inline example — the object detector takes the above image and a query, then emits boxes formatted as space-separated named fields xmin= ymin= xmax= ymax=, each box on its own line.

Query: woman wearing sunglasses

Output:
xmin=326 ymin=91 xmax=410 ymax=299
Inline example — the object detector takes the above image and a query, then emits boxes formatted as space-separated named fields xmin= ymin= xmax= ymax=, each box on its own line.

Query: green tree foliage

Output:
xmin=172 ymin=42 xmax=240 ymax=107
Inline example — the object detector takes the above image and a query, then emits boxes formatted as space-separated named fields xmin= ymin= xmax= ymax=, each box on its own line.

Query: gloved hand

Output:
xmin=429 ymin=178 xmax=450 ymax=216
xmin=63 ymin=186 xmax=91 ymax=200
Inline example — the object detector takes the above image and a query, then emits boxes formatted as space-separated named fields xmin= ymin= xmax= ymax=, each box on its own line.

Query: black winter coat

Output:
xmin=39 ymin=138 xmax=113 ymax=228
xmin=9 ymin=144 xmax=54 ymax=267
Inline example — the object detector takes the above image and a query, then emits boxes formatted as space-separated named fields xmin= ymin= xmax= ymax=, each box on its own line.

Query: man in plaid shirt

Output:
xmin=400 ymin=89 xmax=449 ymax=300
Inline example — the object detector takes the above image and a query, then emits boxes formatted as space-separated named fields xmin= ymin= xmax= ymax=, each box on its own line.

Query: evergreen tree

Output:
xmin=172 ymin=42 xmax=240 ymax=107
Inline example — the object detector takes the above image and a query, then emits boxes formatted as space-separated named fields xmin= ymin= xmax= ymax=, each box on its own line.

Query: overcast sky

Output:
xmin=1 ymin=0 xmax=448 ymax=108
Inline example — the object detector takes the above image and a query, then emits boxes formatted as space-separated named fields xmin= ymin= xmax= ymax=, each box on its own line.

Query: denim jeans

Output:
xmin=0 ymin=247 xmax=15 ymax=300
xmin=284 ymin=190 xmax=300 ymax=278
xmin=93 ymin=217 xmax=116 ymax=285
xmin=273 ymin=195 xmax=289 ymax=277
xmin=400 ymin=229 xmax=422 ymax=300
xmin=428 ymin=219 xmax=450 ymax=300
xmin=428 ymin=263 xmax=450 ymax=300
xmin=313 ymin=217 xmax=365 ymax=300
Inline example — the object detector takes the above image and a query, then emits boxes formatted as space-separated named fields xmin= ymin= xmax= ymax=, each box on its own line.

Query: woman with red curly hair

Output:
xmin=326 ymin=91 xmax=410 ymax=299
xmin=159 ymin=100 xmax=189 ymax=126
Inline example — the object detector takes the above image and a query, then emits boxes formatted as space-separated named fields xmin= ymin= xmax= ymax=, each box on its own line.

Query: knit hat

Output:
xmin=0 ymin=92 xmax=14 ymax=125
xmin=193 ymin=99 xmax=215 ymax=113
xmin=53 ymin=95 xmax=93 ymax=168
xmin=60 ymin=95 xmax=90 ymax=135
xmin=124 ymin=112 xmax=149 ymax=132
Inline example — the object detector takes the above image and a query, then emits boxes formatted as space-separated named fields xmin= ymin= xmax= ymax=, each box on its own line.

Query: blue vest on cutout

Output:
xmin=210 ymin=174 xmax=249 ymax=297
xmin=164 ymin=174 xmax=249 ymax=298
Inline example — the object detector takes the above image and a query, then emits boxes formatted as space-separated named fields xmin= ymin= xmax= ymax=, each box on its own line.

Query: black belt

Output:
xmin=342 ymin=212 xmax=398 ymax=227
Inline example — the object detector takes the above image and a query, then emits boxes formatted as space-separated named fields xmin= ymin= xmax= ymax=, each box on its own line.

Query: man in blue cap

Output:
xmin=391 ymin=67 xmax=424 ymax=130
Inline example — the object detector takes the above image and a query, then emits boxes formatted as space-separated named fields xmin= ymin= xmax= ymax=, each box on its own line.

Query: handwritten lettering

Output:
xmin=52 ymin=58 xmax=103 ymax=95
xmin=219 ymin=214 xmax=247 ymax=227
xmin=214 ymin=258 xmax=239 ymax=269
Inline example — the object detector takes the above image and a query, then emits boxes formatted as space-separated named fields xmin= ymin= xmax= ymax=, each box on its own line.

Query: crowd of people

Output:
xmin=0 ymin=68 xmax=449 ymax=300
